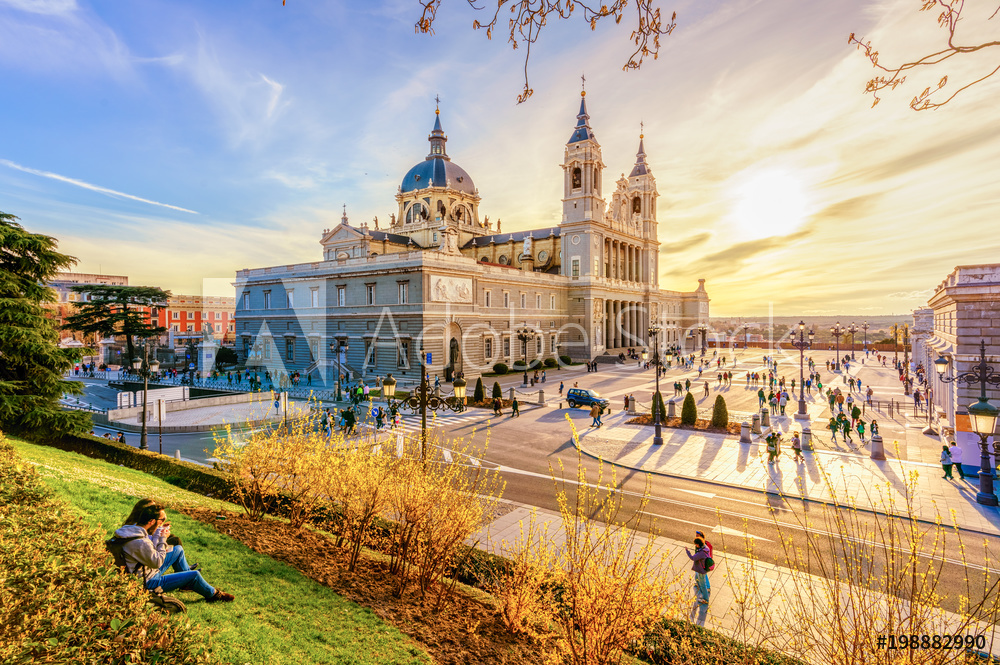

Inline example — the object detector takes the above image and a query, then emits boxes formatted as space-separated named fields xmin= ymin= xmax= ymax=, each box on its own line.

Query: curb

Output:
xmin=571 ymin=434 xmax=1000 ymax=540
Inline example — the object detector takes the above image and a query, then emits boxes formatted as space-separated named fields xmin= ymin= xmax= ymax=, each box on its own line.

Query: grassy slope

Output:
xmin=11 ymin=438 xmax=430 ymax=665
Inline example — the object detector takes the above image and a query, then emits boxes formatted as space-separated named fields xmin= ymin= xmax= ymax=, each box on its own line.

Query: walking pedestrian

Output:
xmin=704 ymin=381 xmax=710 ymax=398
xmin=949 ymin=442 xmax=965 ymax=479
xmin=686 ymin=537 xmax=711 ymax=605
xmin=559 ymin=381 xmax=564 ymax=395
xmin=493 ymin=397 xmax=503 ymax=416
xmin=511 ymin=397 xmax=520 ymax=418
xmin=589 ymin=403 xmax=601 ymax=428
xmin=940 ymin=445 xmax=953 ymax=480
xmin=791 ymin=432 xmax=803 ymax=461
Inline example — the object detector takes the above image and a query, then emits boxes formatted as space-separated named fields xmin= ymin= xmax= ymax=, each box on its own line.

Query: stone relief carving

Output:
xmin=430 ymin=275 xmax=473 ymax=303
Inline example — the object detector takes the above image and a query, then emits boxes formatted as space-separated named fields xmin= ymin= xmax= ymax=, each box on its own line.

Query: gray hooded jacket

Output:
xmin=113 ymin=524 xmax=168 ymax=582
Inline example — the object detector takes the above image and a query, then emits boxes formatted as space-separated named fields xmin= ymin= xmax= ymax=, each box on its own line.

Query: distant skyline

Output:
xmin=2 ymin=0 xmax=997 ymax=316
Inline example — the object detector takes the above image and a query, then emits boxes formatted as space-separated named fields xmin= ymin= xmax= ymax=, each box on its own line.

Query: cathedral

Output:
xmin=233 ymin=92 xmax=709 ymax=384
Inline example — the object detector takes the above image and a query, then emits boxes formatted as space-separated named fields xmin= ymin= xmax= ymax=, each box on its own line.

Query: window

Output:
xmin=311 ymin=288 xmax=319 ymax=308
xmin=309 ymin=338 xmax=318 ymax=361
xmin=536 ymin=294 xmax=541 ymax=309
xmin=263 ymin=339 xmax=271 ymax=359
xmin=186 ymin=324 xmax=194 ymax=332
xmin=263 ymin=290 xmax=272 ymax=309
xmin=337 ymin=286 xmax=346 ymax=307
xmin=366 ymin=284 xmax=375 ymax=305
xmin=571 ymin=258 xmax=580 ymax=278
xmin=172 ymin=311 xmax=179 ymax=320
xmin=536 ymin=337 xmax=542 ymax=353
xmin=398 ymin=340 xmax=409 ymax=368
xmin=503 ymin=292 xmax=510 ymax=309
xmin=550 ymin=295 xmax=555 ymax=309
xmin=520 ymin=293 xmax=526 ymax=309
xmin=485 ymin=338 xmax=493 ymax=359
xmin=503 ymin=337 xmax=510 ymax=356
xmin=484 ymin=290 xmax=491 ymax=308
xmin=365 ymin=339 xmax=376 ymax=367
xmin=286 ymin=290 xmax=294 ymax=308
xmin=286 ymin=339 xmax=294 ymax=361
xmin=398 ymin=282 xmax=408 ymax=305
xmin=214 ymin=312 xmax=220 ymax=320
xmin=242 ymin=293 xmax=250 ymax=310
xmin=171 ymin=325 xmax=179 ymax=332
xmin=551 ymin=337 xmax=557 ymax=353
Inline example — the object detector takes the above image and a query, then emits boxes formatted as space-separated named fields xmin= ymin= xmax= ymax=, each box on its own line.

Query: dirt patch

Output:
xmin=624 ymin=415 xmax=742 ymax=436
xmin=183 ymin=507 xmax=550 ymax=664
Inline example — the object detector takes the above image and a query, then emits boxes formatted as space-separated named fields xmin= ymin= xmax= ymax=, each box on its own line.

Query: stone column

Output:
xmin=606 ymin=300 xmax=611 ymax=350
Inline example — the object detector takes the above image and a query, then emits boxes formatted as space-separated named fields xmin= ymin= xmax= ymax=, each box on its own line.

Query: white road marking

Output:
xmin=676 ymin=488 xmax=716 ymax=498
xmin=712 ymin=524 xmax=773 ymax=542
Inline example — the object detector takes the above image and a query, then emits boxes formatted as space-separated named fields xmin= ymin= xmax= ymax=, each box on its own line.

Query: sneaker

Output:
xmin=207 ymin=589 xmax=234 ymax=603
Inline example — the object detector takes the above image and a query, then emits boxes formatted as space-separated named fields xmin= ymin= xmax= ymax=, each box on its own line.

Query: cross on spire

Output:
xmin=435 ymin=94 xmax=440 ymax=113
xmin=640 ymin=120 xmax=644 ymax=138
xmin=580 ymin=73 xmax=586 ymax=95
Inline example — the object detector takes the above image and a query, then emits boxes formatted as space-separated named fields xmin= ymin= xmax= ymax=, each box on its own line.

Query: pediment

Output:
xmin=320 ymin=224 xmax=364 ymax=245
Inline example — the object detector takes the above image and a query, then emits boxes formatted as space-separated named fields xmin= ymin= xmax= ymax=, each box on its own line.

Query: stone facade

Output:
xmin=233 ymin=95 xmax=709 ymax=385
xmin=917 ymin=264 xmax=1000 ymax=452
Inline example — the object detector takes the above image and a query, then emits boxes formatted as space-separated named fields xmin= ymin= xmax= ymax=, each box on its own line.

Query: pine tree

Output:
xmin=681 ymin=392 xmax=697 ymax=426
xmin=0 ymin=212 xmax=89 ymax=436
xmin=492 ymin=381 xmax=503 ymax=400
xmin=473 ymin=376 xmax=485 ymax=402
xmin=64 ymin=285 xmax=170 ymax=366
xmin=711 ymin=394 xmax=729 ymax=429
xmin=651 ymin=391 xmax=666 ymax=421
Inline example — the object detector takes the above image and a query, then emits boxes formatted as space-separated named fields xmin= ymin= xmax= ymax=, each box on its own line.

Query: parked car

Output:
xmin=565 ymin=388 xmax=609 ymax=410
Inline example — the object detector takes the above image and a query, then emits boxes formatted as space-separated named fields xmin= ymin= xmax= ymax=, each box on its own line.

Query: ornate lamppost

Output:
xmin=131 ymin=344 xmax=160 ymax=451
xmin=830 ymin=322 xmax=844 ymax=370
xmin=902 ymin=324 xmax=911 ymax=396
xmin=847 ymin=322 xmax=858 ymax=359
xmin=741 ymin=322 xmax=750 ymax=351
xmin=401 ymin=345 xmax=466 ymax=464
xmin=646 ymin=324 xmax=663 ymax=446
xmin=935 ymin=341 xmax=1000 ymax=506
xmin=861 ymin=321 xmax=870 ymax=352
xmin=516 ymin=327 xmax=537 ymax=385
xmin=330 ymin=339 xmax=349 ymax=401
xmin=698 ymin=324 xmax=708 ymax=355
xmin=791 ymin=321 xmax=814 ymax=420
xmin=891 ymin=323 xmax=900 ymax=367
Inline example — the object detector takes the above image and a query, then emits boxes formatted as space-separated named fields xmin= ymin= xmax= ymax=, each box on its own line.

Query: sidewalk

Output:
xmin=574 ymin=410 xmax=1000 ymax=537
xmin=106 ymin=398 xmax=313 ymax=429
xmin=471 ymin=502 xmax=1000 ymax=662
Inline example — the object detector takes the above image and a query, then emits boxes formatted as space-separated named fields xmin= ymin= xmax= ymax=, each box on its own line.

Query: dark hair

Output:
xmin=134 ymin=501 xmax=164 ymax=527
xmin=124 ymin=498 xmax=157 ymax=525
xmin=694 ymin=537 xmax=705 ymax=548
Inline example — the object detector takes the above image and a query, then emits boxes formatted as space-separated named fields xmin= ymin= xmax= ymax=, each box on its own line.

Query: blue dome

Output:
xmin=400 ymin=157 xmax=476 ymax=195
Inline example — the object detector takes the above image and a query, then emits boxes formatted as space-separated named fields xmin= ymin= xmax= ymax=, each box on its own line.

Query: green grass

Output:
xmin=11 ymin=437 xmax=431 ymax=665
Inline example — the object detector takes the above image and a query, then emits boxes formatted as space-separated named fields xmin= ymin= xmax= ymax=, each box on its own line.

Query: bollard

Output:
xmin=174 ymin=449 xmax=181 ymax=460
xmin=508 ymin=387 xmax=515 ymax=402
xmin=870 ymin=434 xmax=885 ymax=460
xmin=667 ymin=400 xmax=676 ymax=418
xmin=802 ymin=427 xmax=812 ymax=450
xmin=751 ymin=413 xmax=762 ymax=434
xmin=627 ymin=396 xmax=636 ymax=415
xmin=760 ymin=408 xmax=770 ymax=428
xmin=538 ymin=390 xmax=545 ymax=406
xmin=740 ymin=421 xmax=752 ymax=443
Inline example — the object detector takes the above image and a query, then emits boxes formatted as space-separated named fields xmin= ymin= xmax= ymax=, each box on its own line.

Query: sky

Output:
xmin=2 ymin=0 xmax=998 ymax=317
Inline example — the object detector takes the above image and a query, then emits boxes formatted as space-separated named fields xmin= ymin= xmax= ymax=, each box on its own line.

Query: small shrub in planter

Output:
xmin=711 ymin=395 xmax=729 ymax=429
xmin=652 ymin=392 xmax=666 ymax=421
xmin=681 ymin=392 xmax=697 ymax=426
xmin=492 ymin=381 xmax=503 ymax=399
xmin=493 ymin=362 xmax=508 ymax=375
xmin=473 ymin=377 xmax=485 ymax=402
xmin=544 ymin=357 xmax=558 ymax=368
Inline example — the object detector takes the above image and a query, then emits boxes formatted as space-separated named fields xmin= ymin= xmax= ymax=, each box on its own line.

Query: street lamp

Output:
xmin=741 ymin=323 xmax=750 ymax=351
xmin=698 ymin=324 xmax=708 ymax=355
xmin=902 ymin=324 xmax=911 ymax=396
xmin=647 ymin=324 xmax=663 ymax=446
xmin=401 ymin=345 xmax=466 ymax=465
xmin=331 ymin=339 xmax=349 ymax=401
xmin=847 ymin=323 xmax=858 ymax=358
xmin=131 ymin=344 xmax=159 ymax=451
xmin=935 ymin=340 xmax=1000 ymax=506
xmin=891 ymin=323 xmax=900 ymax=368
xmin=830 ymin=322 xmax=844 ymax=369
xmin=790 ymin=321 xmax=814 ymax=420
xmin=861 ymin=321 xmax=870 ymax=352
xmin=516 ymin=327 xmax=537 ymax=386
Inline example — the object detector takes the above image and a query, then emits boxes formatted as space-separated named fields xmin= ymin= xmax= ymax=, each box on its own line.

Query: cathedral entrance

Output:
xmin=445 ymin=337 xmax=462 ymax=382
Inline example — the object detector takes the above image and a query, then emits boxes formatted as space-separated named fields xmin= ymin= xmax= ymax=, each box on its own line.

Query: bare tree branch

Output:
xmin=849 ymin=0 xmax=1000 ymax=110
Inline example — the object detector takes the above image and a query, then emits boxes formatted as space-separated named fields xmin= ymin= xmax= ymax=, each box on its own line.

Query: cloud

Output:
xmin=667 ymin=222 xmax=816 ymax=277
xmin=887 ymin=288 xmax=934 ymax=300
xmin=0 ymin=159 xmax=198 ymax=214
xmin=0 ymin=0 xmax=75 ymax=14
xmin=659 ymin=232 xmax=712 ymax=254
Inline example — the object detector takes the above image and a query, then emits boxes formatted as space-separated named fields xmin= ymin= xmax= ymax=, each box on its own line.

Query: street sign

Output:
xmin=370 ymin=407 xmax=379 ymax=418
xmin=425 ymin=353 xmax=432 ymax=364
xmin=157 ymin=399 xmax=167 ymax=422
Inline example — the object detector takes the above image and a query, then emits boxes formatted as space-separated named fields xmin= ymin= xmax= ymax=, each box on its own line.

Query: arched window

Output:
xmin=498 ymin=255 xmax=509 ymax=265
xmin=405 ymin=202 xmax=429 ymax=224
xmin=572 ymin=167 xmax=582 ymax=189
xmin=632 ymin=196 xmax=641 ymax=214
xmin=593 ymin=167 xmax=599 ymax=191
xmin=480 ymin=256 xmax=489 ymax=262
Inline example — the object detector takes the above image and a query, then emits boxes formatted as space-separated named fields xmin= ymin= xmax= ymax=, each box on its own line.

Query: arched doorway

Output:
xmin=446 ymin=337 xmax=462 ymax=381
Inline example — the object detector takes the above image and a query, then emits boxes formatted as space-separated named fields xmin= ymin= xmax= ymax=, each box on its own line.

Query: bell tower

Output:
xmin=628 ymin=130 xmax=660 ymax=287
xmin=561 ymin=87 xmax=605 ymax=225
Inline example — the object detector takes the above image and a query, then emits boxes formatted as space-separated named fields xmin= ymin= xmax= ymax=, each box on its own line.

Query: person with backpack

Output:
xmin=109 ymin=501 xmax=233 ymax=604
xmin=686 ymin=536 xmax=712 ymax=605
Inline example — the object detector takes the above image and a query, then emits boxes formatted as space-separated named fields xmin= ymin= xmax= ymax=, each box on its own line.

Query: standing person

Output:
xmin=623 ymin=395 xmax=629 ymax=412
xmin=766 ymin=433 xmax=779 ymax=464
xmin=694 ymin=531 xmax=714 ymax=559
xmin=589 ymin=402 xmax=601 ymax=428
xmin=493 ymin=396 xmax=503 ymax=416
xmin=758 ymin=388 xmax=766 ymax=409
xmin=949 ymin=441 xmax=966 ymax=479
xmin=559 ymin=381 xmax=564 ymax=395
xmin=685 ymin=537 xmax=711 ymax=605
xmin=828 ymin=417 xmax=839 ymax=442
xmin=778 ymin=392 xmax=787 ymax=416
xmin=703 ymin=381 xmax=710 ymax=398
xmin=940 ymin=445 xmax=954 ymax=480
xmin=791 ymin=431 xmax=803 ymax=461
xmin=112 ymin=501 xmax=234 ymax=603
xmin=511 ymin=397 xmax=520 ymax=418
xmin=856 ymin=419 xmax=866 ymax=442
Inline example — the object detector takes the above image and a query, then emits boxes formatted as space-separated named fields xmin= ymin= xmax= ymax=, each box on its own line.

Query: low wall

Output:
xmin=108 ymin=390 xmax=272 ymax=421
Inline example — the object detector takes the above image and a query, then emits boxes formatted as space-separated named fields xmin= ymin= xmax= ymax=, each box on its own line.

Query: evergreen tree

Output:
xmin=0 ymin=212 xmax=89 ymax=436
xmin=492 ymin=381 xmax=503 ymax=400
xmin=680 ymin=392 xmax=697 ymax=426
xmin=64 ymin=285 xmax=170 ymax=367
xmin=651 ymin=391 xmax=666 ymax=421
xmin=473 ymin=376 xmax=485 ymax=402
xmin=711 ymin=394 xmax=729 ymax=429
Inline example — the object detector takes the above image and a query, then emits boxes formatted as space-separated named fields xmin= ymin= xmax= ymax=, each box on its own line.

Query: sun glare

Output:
xmin=726 ymin=168 xmax=810 ymax=241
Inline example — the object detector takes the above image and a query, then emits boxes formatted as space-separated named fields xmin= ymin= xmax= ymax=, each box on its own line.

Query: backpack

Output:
xmin=148 ymin=587 xmax=187 ymax=614
xmin=105 ymin=535 xmax=142 ymax=573
xmin=704 ymin=555 xmax=716 ymax=572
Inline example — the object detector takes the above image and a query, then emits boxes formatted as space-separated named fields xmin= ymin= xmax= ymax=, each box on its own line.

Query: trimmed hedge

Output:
xmin=28 ymin=432 xmax=234 ymax=499
xmin=651 ymin=391 xmax=666 ymax=421
xmin=473 ymin=377 xmax=485 ymax=402
xmin=711 ymin=395 xmax=729 ymax=428
xmin=492 ymin=382 xmax=503 ymax=400
xmin=543 ymin=357 xmax=558 ymax=368
xmin=681 ymin=392 xmax=697 ymax=426
xmin=559 ymin=355 xmax=573 ymax=365
xmin=492 ymin=363 xmax=508 ymax=375
xmin=0 ymin=435 xmax=212 ymax=663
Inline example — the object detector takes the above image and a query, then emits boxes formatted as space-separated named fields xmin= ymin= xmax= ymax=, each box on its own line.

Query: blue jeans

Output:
xmin=592 ymin=417 xmax=600 ymax=427
xmin=695 ymin=572 xmax=711 ymax=603
xmin=145 ymin=546 xmax=215 ymax=599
